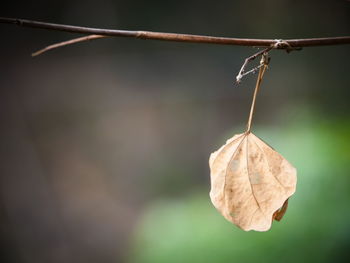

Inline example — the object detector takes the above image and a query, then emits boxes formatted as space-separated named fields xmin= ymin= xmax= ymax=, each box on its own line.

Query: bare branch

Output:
xmin=1 ymin=17 xmax=350 ymax=48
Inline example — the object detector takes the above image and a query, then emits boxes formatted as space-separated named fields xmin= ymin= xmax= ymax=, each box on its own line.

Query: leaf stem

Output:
xmin=246 ymin=54 xmax=268 ymax=133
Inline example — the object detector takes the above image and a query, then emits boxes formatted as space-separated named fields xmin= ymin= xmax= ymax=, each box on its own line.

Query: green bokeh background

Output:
xmin=129 ymin=116 xmax=350 ymax=263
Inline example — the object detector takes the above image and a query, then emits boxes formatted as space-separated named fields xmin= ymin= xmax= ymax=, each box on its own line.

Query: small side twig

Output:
xmin=32 ymin=34 xmax=108 ymax=56
xmin=237 ymin=64 xmax=264 ymax=81
xmin=235 ymin=39 xmax=302 ymax=83
xmin=236 ymin=47 xmax=272 ymax=83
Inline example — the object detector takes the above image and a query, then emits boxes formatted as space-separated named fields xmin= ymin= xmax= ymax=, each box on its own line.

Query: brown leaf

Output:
xmin=209 ymin=132 xmax=297 ymax=231
xmin=273 ymin=199 xmax=289 ymax=222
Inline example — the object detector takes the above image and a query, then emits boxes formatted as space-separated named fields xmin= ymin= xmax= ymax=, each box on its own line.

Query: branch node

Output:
xmin=272 ymin=39 xmax=302 ymax=53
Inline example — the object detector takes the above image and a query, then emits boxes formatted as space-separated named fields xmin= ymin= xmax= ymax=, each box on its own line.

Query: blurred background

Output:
xmin=0 ymin=0 xmax=349 ymax=262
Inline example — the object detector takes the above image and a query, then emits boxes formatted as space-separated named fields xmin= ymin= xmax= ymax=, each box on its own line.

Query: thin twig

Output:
xmin=236 ymin=64 xmax=264 ymax=81
xmin=236 ymin=47 xmax=272 ymax=83
xmin=236 ymin=39 xmax=303 ymax=83
xmin=32 ymin=34 xmax=107 ymax=56
xmin=1 ymin=17 xmax=350 ymax=48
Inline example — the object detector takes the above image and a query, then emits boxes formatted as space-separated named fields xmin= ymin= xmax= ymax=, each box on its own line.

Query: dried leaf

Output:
xmin=209 ymin=132 xmax=297 ymax=231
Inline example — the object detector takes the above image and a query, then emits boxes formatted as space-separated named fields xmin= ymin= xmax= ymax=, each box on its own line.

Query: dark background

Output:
xmin=1 ymin=0 xmax=349 ymax=262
